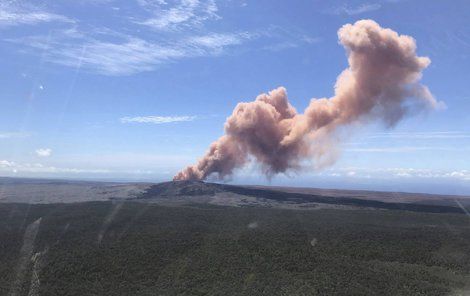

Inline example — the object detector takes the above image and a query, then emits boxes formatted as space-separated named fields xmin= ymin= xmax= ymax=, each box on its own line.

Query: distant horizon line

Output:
xmin=1 ymin=175 xmax=469 ymax=198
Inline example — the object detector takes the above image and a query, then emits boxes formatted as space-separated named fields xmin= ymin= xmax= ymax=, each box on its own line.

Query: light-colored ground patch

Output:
xmin=140 ymin=191 xmax=363 ymax=211
xmin=207 ymin=192 xmax=360 ymax=210
xmin=9 ymin=218 xmax=42 ymax=296
xmin=0 ymin=182 xmax=151 ymax=204
xmin=27 ymin=248 xmax=47 ymax=296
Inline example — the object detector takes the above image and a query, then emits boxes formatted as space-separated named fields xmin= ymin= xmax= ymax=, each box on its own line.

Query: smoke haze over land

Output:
xmin=174 ymin=19 xmax=441 ymax=181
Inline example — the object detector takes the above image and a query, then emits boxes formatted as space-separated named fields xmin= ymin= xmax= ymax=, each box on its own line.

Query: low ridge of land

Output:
xmin=1 ymin=178 xmax=470 ymax=214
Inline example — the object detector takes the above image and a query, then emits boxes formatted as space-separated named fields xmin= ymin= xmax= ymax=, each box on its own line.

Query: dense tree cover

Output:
xmin=1 ymin=202 xmax=470 ymax=295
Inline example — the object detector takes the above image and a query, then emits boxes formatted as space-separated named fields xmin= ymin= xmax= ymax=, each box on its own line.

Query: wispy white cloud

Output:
xmin=75 ymin=0 xmax=115 ymax=4
xmin=386 ymin=168 xmax=470 ymax=181
xmin=0 ymin=160 xmax=109 ymax=174
xmin=326 ymin=3 xmax=381 ymax=15
xmin=136 ymin=0 xmax=219 ymax=30
xmin=0 ymin=132 xmax=30 ymax=139
xmin=120 ymin=115 xmax=197 ymax=124
xmin=8 ymin=30 xmax=255 ymax=75
xmin=345 ymin=146 xmax=470 ymax=153
xmin=187 ymin=32 xmax=254 ymax=53
xmin=0 ymin=3 xmax=73 ymax=26
xmin=0 ymin=152 xmax=195 ymax=177
xmin=258 ymin=25 xmax=321 ymax=52
xmin=262 ymin=37 xmax=321 ymax=52
xmin=51 ymin=37 xmax=187 ymax=75
xmin=3 ymin=1 xmax=319 ymax=75
xmin=343 ymin=131 xmax=470 ymax=153
xmin=321 ymin=167 xmax=470 ymax=181
xmin=365 ymin=131 xmax=470 ymax=140
xmin=35 ymin=148 xmax=52 ymax=157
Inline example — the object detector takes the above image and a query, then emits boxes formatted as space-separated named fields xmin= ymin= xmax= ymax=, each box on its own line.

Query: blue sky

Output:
xmin=1 ymin=0 xmax=470 ymax=195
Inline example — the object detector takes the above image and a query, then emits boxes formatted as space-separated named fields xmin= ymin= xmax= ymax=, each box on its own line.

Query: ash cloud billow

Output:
xmin=174 ymin=20 xmax=442 ymax=181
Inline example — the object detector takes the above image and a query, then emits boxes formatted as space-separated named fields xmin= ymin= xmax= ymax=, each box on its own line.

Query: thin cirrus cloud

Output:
xmin=365 ymin=131 xmax=470 ymax=139
xmin=345 ymin=146 xmax=470 ymax=153
xmin=120 ymin=115 xmax=197 ymax=124
xmin=0 ymin=3 xmax=73 ymax=26
xmin=322 ymin=167 xmax=470 ymax=181
xmin=326 ymin=3 xmax=381 ymax=15
xmin=344 ymin=132 xmax=470 ymax=153
xmin=2 ymin=0 xmax=317 ymax=76
xmin=0 ymin=132 xmax=30 ymax=139
xmin=188 ymin=32 xmax=252 ymax=50
xmin=0 ymin=160 xmax=109 ymax=174
xmin=8 ymin=30 xmax=255 ymax=76
xmin=136 ymin=0 xmax=219 ymax=30
xmin=2 ymin=0 xmax=237 ymax=76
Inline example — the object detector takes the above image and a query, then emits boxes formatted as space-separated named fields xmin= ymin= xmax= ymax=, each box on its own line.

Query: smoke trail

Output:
xmin=174 ymin=20 xmax=442 ymax=181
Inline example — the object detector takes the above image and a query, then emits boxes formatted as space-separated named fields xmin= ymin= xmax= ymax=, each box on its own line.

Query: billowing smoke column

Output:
xmin=174 ymin=20 xmax=441 ymax=181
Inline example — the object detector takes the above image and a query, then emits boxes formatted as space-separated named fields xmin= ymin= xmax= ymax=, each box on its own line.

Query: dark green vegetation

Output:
xmin=1 ymin=202 xmax=470 ymax=295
